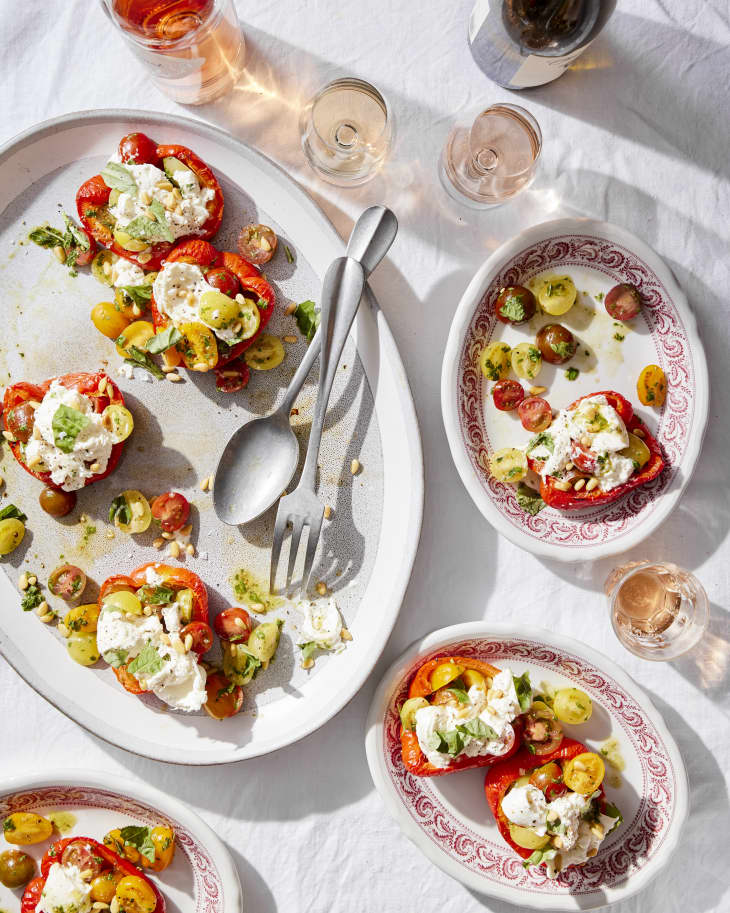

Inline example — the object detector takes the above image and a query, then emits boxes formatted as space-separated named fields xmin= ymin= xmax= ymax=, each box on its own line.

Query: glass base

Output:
xmin=438 ymin=156 xmax=505 ymax=210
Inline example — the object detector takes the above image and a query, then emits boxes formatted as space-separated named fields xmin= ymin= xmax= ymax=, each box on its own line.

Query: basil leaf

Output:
xmin=299 ymin=641 xmax=318 ymax=662
xmin=124 ymin=215 xmax=169 ymax=243
xmin=516 ymin=484 xmax=545 ymax=517
xmin=513 ymin=671 xmax=532 ymax=713
xmin=523 ymin=849 xmax=545 ymax=868
xmin=28 ymin=225 xmax=65 ymax=248
xmin=145 ymin=326 xmax=182 ymax=354
xmin=439 ymin=729 xmax=465 ymax=756
xmin=447 ymin=685 xmax=470 ymax=704
xmin=101 ymin=161 xmax=138 ymax=195
xmin=124 ymin=345 xmax=165 ymax=379
xmin=52 ymin=404 xmax=89 ymax=453
xmin=127 ymin=642 xmax=164 ymax=678
xmin=119 ymin=284 xmax=152 ymax=307
xmin=137 ymin=584 xmax=175 ymax=605
xmin=109 ymin=494 xmax=132 ymax=526
xmin=148 ymin=199 xmax=174 ymax=243
xmin=62 ymin=213 xmax=90 ymax=251
xmin=526 ymin=432 xmax=554 ymax=455
xmin=460 ymin=718 xmax=498 ymax=741
xmin=294 ymin=299 xmax=319 ymax=342
xmin=102 ymin=648 xmax=128 ymax=668
xmin=425 ymin=731 xmax=442 ymax=752
xmin=0 ymin=504 xmax=27 ymax=522
xmin=119 ymin=825 xmax=156 ymax=864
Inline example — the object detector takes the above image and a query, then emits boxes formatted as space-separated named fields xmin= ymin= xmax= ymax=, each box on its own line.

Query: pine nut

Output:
xmin=207 ymin=475 xmax=214 ymax=491
xmin=633 ymin=427 xmax=645 ymax=438
xmin=324 ymin=505 xmax=332 ymax=519
xmin=586 ymin=478 xmax=599 ymax=491
xmin=93 ymin=902 xmax=111 ymax=910
xmin=168 ymin=541 xmax=180 ymax=559
xmin=39 ymin=612 xmax=55 ymax=624
xmin=2 ymin=430 xmax=17 ymax=442
xmin=553 ymin=480 xmax=571 ymax=491
xmin=316 ymin=582 xmax=327 ymax=596
xmin=283 ymin=335 xmax=298 ymax=344
xmin=57 ymin=623 xmax=70 ymax=638
xmin=200 ymin=476 xmax=209 ymax=491
xmin=234 ymin=617 xmax=245 ymax=628
xmin=153 ymin=537 xmax=164 ymax=549
xmin=102 ymin=261 xmax=112 ymax=277
xmin=529 ymin=385 xmax=547 ymax=395
xmin=110 ymin=893 xmax=120 ymax=913
xmin=89 ymin=462 xmax=101 ymax=473
xmin=53 ymin=245 xmax=66 ymax=263
xmin=230 ymin=322 xmax=242 ymax=335
xmin=184 ymin=633 xmax=193 ymax=652
xmin=193 ymin=362 xmax=207 ymax=371
xmin=80 ymin=869 xmax=93 ymax=880
xmin=573 ymin=478 xmax=586 ymax=491
xmin=161 ymin=531 xmax=173 ymax=540
xmin=158 ymin=181 xmax=173 ymax=191
xmin=285 ymin=302 xmax=297 ymax=315
xmin=235 ymin=293 xmax=245 ymax=304
xmin=166 ymin=372 xmax=182 ymax=382
xmin=159 ymin=633 xmax=171 ymax=646
xmin=565 ymin=462 xmax=574 ymax=472
xmin=185 ymin=543 xmax=195 ymax=555
xmin=341 ymin=627 xmax=352 ymax=642
xmin=131 ymin=304 xmax=142 ymax=317
xmin=180 ymin=524 xmax=192 ymax=536
xmin=250 ymin=602 xmax=264 ymax=612
xmin=301 ymin=656 xmax=314 ymax=670
xmin=137 ymin=252 xmax=151 ymax=264
xmin=140 ymin=191 xmax=151 ymax=205
xmin=18 ymin=573 xmax=29 ymax=591
xmin=350 ymin=459 xmax=361 ymax=475
xmin=173 ymin=188 xmax=182 ymax=200
xmin=98 ymin=377 xmax=108 ymax=395
xmin=106 ymin=530 xmax=115 ymax=539
xmin=143 ymin=605 xmax=153 ymax=616
xmin=28 ymin=575 xmax=38 ymax=586
xmin=173 ymin=638 xmax=185 ymax=654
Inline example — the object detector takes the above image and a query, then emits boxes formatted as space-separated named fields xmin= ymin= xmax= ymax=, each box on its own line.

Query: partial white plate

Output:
xmin=0 ymin=110 xmax=423 ymax=763
xmin=365 ymin=622 xmax=688 ymax=910
xmin=441 ymin=218 xmax=708 ymax=561
xmin=0 ymin=769 xmax=241 ymax=913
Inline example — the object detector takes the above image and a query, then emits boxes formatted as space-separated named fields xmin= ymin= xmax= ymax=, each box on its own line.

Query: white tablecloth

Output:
xmin=1 ymin=1 xmax=729 ymax=911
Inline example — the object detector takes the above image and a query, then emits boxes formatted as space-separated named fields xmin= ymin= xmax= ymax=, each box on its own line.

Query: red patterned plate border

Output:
xmin=365 ymin=624 xmax=688 ymax=910
xmin=0 ymin=773 xmax=241 ymax=913
xmin=441 ymin=219 xmax=708 ymax=560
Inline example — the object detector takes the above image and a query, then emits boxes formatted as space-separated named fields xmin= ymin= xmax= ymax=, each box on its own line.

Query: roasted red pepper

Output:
xmin=76 ymin=132 xmax=224 ymax=270
xmin=527 ymin=390 xmax=665 ymax=510
xmin=400 ymin=656 xmax=523 ymax=777
xmin=2 ymin=371 xmax=127 ymax=491
xmin=22 ymin=836 xmax=165 ymax=913
xmin=150 ymin=239 xmax=275 ymax=370
xmin=484 ymin=738 xmax=606 ymax=860
xmin=98 ymin=563 xmax=210 ymax=696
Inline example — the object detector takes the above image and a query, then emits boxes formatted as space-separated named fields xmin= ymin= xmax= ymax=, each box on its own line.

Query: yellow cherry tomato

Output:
xmin=179 ymin=322 xmax=218 ymax=371
xmin=198 ymin=290 xmax=240 ymax=328
xmin=91 ymin=301 xmax=130 ymax=341
xmin=115 ymin=874 xmax=157 ymax=913
xmin=479 ymin=341 xmax=511 ymax=381
xmin=0 ymin=518 xmax=25 ymax=556
xmin=461 ymin=668 xmax=486 ymax=689
xmin=429 ymin=661 xmax=464 ymax=691
xmin=64 ymin=602 xmax=100 ymax=634
xmin=112 ymin=490 xmax=152 ymax=534
xmin=237 ymin=298 xmax=261 ymax=340
xmin=91 ymin=250 xmax=116 ymax=286
xmin=637 ymin=364 xmax=667 ymax=407
xmin=563 ymin=752 xmax=605 ymax=795
xmin=91 ymin=871 xmax=124 ymax=904
xmin=102 ymin=405 xmax=135 ymax=443
xmin=536 ymin=275 xmax=577 ymax=316
xmin=244 ymin=334 xmax=284 ymax=371
xmin=2 ymin=813 xmax=53 ymax=845
xmin=489 ymin=447 xmax=527 ymax=483
xmin=508 ymin=823 xmax=551 ymax=850
xmin=113 ymin=228 xmax=148 ymax=253
xmin=67 ymin=631 xmax=100 ymax=667
xmin=102 ymin=590 xmax=143 ymax=616
xmin=116 ymin=321 xmax=155 ymax=358
xmin=511 ymin=342 xmax=542 ymax=381
xmin=143 ymin=827 xmax=175 ymax=872
xmin=553 ymin=688 xmax=593 ymax=724
xmin=619 ymin=432 xmax=651 ymax=470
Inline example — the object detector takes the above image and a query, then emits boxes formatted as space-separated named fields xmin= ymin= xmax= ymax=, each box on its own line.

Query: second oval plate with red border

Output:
xmin=441 ymin=218 xmax=708 ymax=561
xmin=365 ymin=622 xmax=688 ymax=910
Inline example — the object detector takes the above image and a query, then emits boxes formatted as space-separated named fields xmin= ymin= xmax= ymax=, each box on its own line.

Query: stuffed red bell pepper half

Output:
xmin=2 ymin=371 xmax=132 ymax=492
xmin=22 ymin=836 xmax=165 ymax=913
xmin=484 ymin=737 xmax=622 ymax=879
xmin=76 ymin=131 xmax=224 ymax=271
xmin=148 ymin=239 xmax=275 ymax=375
xmin=96 ymin=562 xmax=213 ymax=713
xmin=526 ymin=390 xmax=665 ymax=509
xmin=399 ymin=656 xmax=531 ymax=776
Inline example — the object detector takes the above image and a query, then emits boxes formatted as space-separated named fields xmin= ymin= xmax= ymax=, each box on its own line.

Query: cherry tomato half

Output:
xmin=529 ymin=761 xmax=568 ymax=801
xmin=605 ymin=283 xmax=641 ymax=321
xmin=237 ymin=224 xmax=277 ymax=265
xmin=48 ymin=565 xmax=87 ymax=602
xmin=518 ymin=396 xmax=552 ymax=432
xmin=181 ymin=621 xmax=214 ymax=655
xmin=150 ymin=492 xmax=190 ymax=533
xmin=523 ymin=711 xmax=564 ymax=756
xmin=118 ymin=132 xmax=158 ymax=165
xmin=205 ymin=267 xmax=240 ymax=297
xmin=214 ymin=607 xmax=253 ymax=643
xmin=71 ymin=233 xmax=96 ymax=267
xmin=570 ymin=441 xmax=598 ymax=474
xmin=7 ymin=403 xmax=36 ymax=444
xmin=492 ymin=379 xmax=525 ymax=412
xmin=215 ymin=359 xmax=250 ymax=394
xmin=204 ymin=672 xmax=244 ymax=719
xmin=536 ymin=323 xmax=576 ymax=365
xmin=60 ymin=840 xmax=106 ymax=879
xmin=495 ymin=285 xmax=536 ymax=324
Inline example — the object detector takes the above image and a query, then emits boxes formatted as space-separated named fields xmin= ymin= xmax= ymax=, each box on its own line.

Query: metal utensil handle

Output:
xmin=279 ymin=325 xmax=322 ymax=416
xmin=299 ymin=257 xmax=365 ymax=489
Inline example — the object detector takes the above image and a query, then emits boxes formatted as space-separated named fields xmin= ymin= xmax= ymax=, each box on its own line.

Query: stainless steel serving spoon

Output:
xmin=212 ymin=205 xmax=398 ymax=526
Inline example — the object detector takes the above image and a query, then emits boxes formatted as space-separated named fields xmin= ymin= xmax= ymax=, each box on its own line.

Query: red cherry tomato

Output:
xmin=204 ymin=672 xmax=244 ymax=719
xmin=529 ymin=761 xmax=568 ymax=801
xmin=150 ymin=492 xmax=190 ymax=533
xmin=205 ymin=267 xmax=240 ymax=297
xmin=60 ymin=840 xmax=106 ymax=879
xmin=215 ymin=359 xmax=250 ymax=393
xmin=214 ymin=607 xmax=253 ymax=643
xmin=118 ymin=132 xmax=159 ymax=165
xmin=72 ymin=231 xmax=96 ymax=267
xmin=492 ymin=379 xmax=525 ymax=411
xmin=523 ymin=712 xmax=564 ymax=756
xmin=48 ymin=564 xmax=87 ymax=602
xmin=181 ymin=621 xmax=214 ymax=655
xmin=6 ymin=402 xmax=36 ymax=444
xmin=605 ymin=283 xmax=641 ymax=321
xmin=518 ymin=396 xmax=552 ymax=432
xmin=570 ymin=441 xmax=598 ymax=473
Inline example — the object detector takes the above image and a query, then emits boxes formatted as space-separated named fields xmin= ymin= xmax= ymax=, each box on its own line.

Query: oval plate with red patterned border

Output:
xmin=0 ymin=770 xmax=241 ymax=912
xmin=441 ymin=218 xmax=708 ymax=561
xmin=365 ymin=623 xmax=688 ymax=909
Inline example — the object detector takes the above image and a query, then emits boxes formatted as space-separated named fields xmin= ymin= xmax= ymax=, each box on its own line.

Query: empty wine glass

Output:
xmin=299 ymin=78 xmax=393 ymax=186
xmin=439 ymin=103 xmax=542 ymax=208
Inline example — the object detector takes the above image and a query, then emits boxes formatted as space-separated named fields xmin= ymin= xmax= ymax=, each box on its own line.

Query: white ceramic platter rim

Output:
xmin=0 ymin=769 xmax=241 ymax=912
xmin=440 ymin=217 xmax=709 ymax=562
xmin=365 ymin=622 xmax=689 ymax=910
xmin=0 ymin=109 xmax=424 ymax=763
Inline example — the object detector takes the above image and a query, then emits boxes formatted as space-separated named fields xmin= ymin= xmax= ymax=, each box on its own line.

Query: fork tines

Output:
xmin=269 ymin=496 xmax=324 ymax=596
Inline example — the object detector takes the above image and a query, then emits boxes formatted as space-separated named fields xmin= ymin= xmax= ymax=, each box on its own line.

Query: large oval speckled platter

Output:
xmin=0 ymin=110 xmax=423 ymax=763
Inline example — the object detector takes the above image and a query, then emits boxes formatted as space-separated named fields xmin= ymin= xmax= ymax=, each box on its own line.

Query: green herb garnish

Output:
xmin=512 ymin=671 xmax=532 ymax=712
xmin=119 ymin=284 xmax=152 ymax=307
xmin=499 ymin=294 xmax=526 ymax=322
xmin=127 ymin=643 xmax=164 ymax=678
xmin=123 ymin=344 xmax=165 ymax=379
xmin=526 ymin=432 xmax=555 ymax=454
xmin=145 ymin=326 xmax=181 ymax=354
xmin=118 ymin=826 xmax=156 ymax=864
xmin=550 ymin=341 xmax=574 ymax=359
xmin=109 ymin=494 xmax=132 ymax=526
xmin=515 ymin=484 xmax=545 ymax=516
xmin=565 ymin=367 xmax=579 ymax=381
xmin=294 ymin=299 xmax=320 ymax=342
xmin=52 ymin=404 xmax=89 ymax=453
xmin=21 ymin=579 xmax=43 ymax=613
xmin=284 ymin=245 xmax=294 ymax=263
xmin=0 ymin=504 xmax=27 ymax=522
xmin=102 ymin=648 xmax=128 ymax=668
xmin=299 ymin=641 xmax=318 ymax=662
xmin=101 ymin=162 xmax=138 ymax=195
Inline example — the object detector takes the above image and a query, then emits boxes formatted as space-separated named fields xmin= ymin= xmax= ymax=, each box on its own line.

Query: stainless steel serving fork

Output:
xmin=269 ymin=206 xmax=398 ymax=595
